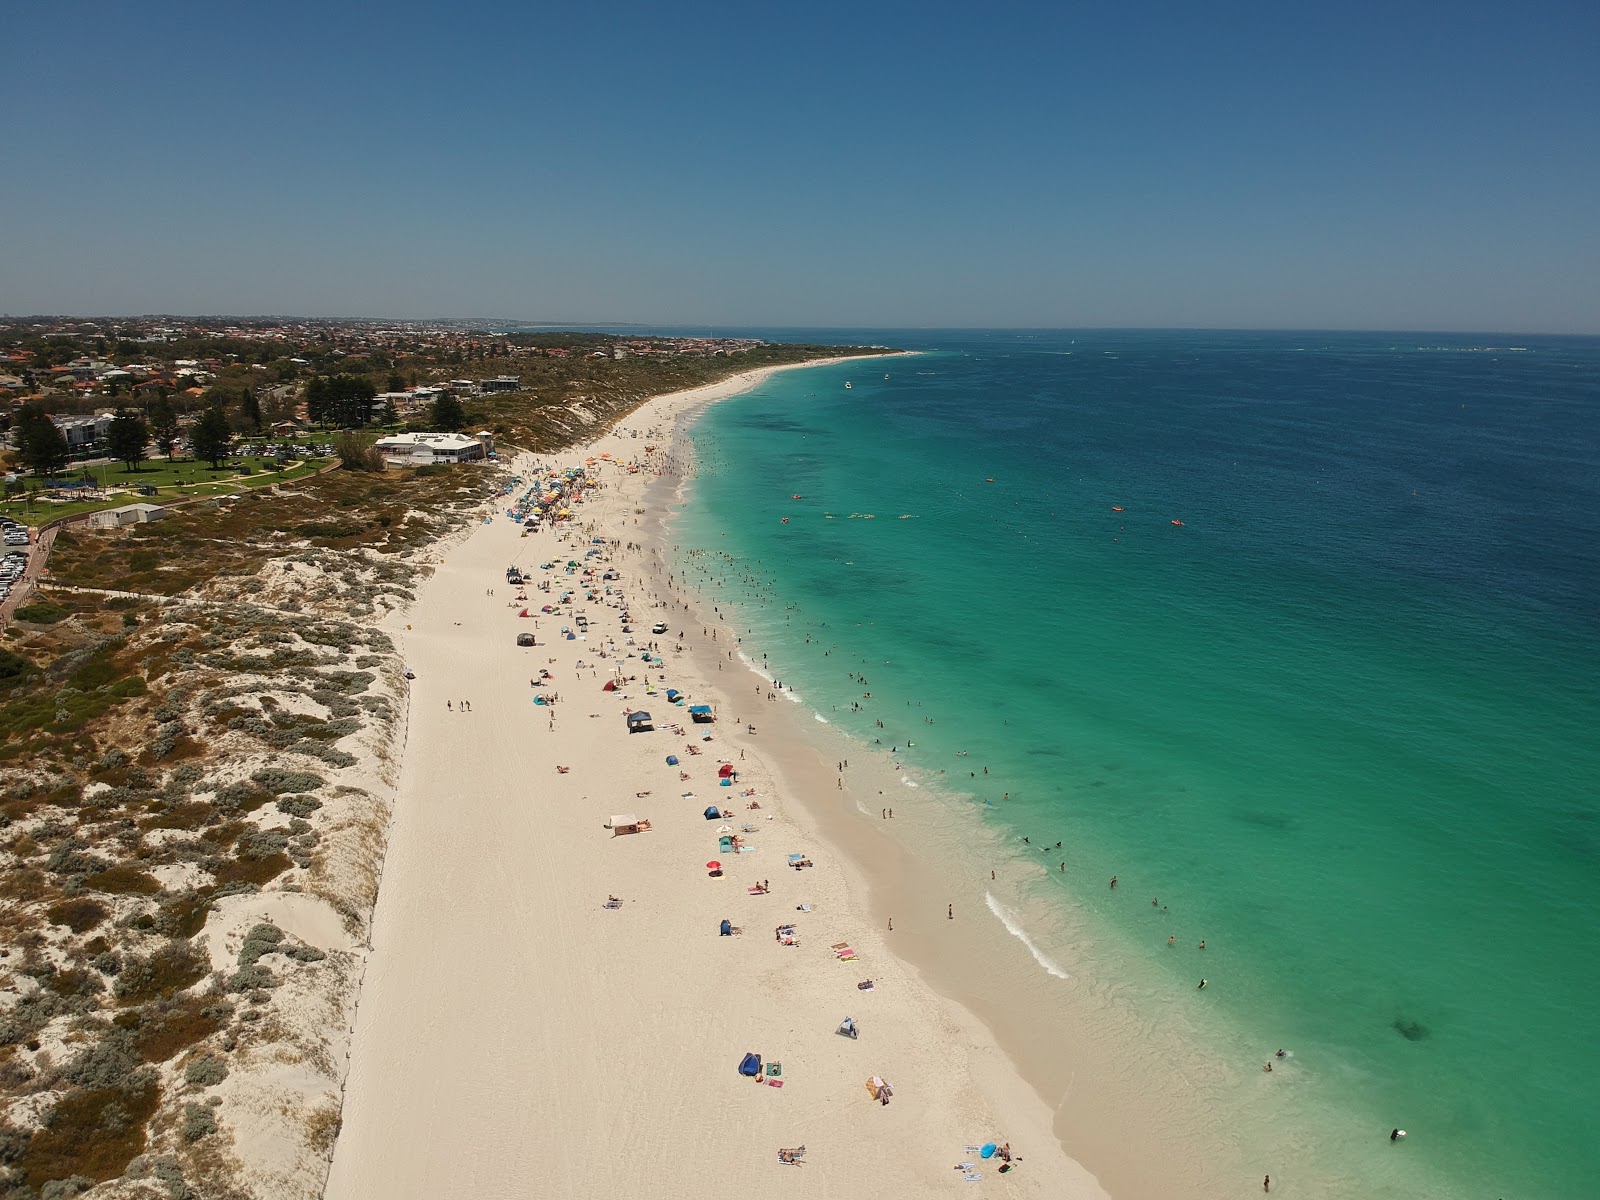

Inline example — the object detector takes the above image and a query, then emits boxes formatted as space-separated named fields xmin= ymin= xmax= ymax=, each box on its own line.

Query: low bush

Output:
xmin=181 ymin=1102 xmax=216 ymax=1142
xmin=46 ymin=897 xmax=108 ymax=933
xmin=238 ymin=923 xmax=283 ymax=966
xmin=84 ymin=864 xmax=162 ymax=896
xmin=183 ymin=1054 xmax=228 ymax=1088
xmin=13 ymin=600 xmax=68 ymax=625
xmin=275 ymin=794 xmax=322 ymax=818
xmin=113 ymin=941 xmax=207 ymax=1005
xmin=250 ymin=768 xmax=324 ymax=795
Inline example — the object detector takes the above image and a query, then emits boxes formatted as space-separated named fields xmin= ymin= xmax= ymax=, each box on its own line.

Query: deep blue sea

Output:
xmin=642 ymin=328 xmax=1600 ymax=1196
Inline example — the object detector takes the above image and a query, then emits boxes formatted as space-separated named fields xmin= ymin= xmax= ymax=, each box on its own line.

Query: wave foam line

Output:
xmin=985 ymin=893 xmax=1071 ymax=980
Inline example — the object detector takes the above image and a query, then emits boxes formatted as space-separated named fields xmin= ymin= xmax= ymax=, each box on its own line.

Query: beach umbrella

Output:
xmin=718 ymin=764 xmax=735 ymax=778
xmin=706 ymin=860 xmax=721 ymax=870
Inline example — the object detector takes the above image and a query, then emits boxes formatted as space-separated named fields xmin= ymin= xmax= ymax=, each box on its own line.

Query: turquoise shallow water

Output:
xmin=669 ymin=330 xmax=1600 ymax=1198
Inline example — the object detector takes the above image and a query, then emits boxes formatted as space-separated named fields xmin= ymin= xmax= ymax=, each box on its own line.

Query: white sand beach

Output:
xmin=323 ymin=362 xmax=1110 ymax=1199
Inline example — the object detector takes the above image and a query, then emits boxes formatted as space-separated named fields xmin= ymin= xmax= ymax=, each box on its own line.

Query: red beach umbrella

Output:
xmin=706 ymin=860 xmax=721 ymax=870
xmin=718 ymin=764 xmax=735 ymax=778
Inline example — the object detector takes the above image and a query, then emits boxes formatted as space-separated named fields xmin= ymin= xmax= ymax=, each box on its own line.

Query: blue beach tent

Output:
xmin=704 ymin=806 xmax=722 ymax=821
xmin=739 ymin=1052 xmax=762 ymax=1077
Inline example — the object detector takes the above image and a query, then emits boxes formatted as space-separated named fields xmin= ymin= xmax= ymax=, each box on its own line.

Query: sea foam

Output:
xmin=985 ymin=893 xmax=1070 ymax=980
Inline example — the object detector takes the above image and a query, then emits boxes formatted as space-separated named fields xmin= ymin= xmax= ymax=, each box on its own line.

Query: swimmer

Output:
xmin=1109 ymin=875 xmax=1117 ymax=889
xmin=1168 ymin=936 xmax=1176 ymax=947
xmin=1198 ymin=979 xmax=1208 ymax=989
xmin=1199 ymin=940 xmax=1206 ymax=950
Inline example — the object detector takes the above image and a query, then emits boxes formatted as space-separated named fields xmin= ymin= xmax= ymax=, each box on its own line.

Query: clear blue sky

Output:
xmin=5 ymin=0 xmax=1598 ymax=332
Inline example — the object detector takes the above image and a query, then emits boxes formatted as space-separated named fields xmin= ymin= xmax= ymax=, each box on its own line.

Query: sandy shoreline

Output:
xmin=324 ymin=357 xmax=1109 ymax=1198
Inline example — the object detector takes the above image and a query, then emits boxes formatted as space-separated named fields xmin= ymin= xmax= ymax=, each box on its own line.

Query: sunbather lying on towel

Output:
xmin=778 ymin=1147 xmax=805 ymax=1165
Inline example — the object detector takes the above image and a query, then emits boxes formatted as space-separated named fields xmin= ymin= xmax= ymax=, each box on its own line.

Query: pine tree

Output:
xmin=190 ymin=405 xmax=233 ymax=468
xmin=149 ymin=396 xmax=180 ymax=460
xmin=106 ymin=409 xmax=150 ymax=471
xmin=431 ymin=393 xmax=466 ymax=432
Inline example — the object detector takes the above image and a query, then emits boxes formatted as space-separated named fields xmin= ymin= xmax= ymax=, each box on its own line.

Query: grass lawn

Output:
xmin=1 ymin=457 xmax=331 ymax=525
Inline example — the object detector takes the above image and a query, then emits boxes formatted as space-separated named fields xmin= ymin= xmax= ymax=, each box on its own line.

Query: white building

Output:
xmin=89 ymin=502 xmax=167 ymax=528
xmin=372 ymin=432 xmax=487 ymax=466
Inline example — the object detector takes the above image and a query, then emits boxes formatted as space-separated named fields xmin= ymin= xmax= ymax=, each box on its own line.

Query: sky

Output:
xmin=4 ymin=0 xmax=1598 ymax=332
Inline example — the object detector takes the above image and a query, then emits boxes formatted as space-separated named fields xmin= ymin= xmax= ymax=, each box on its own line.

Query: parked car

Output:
xmin=651 ymin=622 xmax=669 ymax=635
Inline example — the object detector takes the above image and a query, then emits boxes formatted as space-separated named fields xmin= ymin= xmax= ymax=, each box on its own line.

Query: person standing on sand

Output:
xmin=447 ymin=701 xmax=452 ymax=711
xmin=948 ymin=904 xmax=953 ymax=920
xmin=1263 ymin=1175 xmax=1270 ymax=1192
xmin=887 ymin=918 xmax=893 ymax=931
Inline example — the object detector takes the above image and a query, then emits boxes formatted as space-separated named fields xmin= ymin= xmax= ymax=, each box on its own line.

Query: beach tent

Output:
xmin=704 ymin=806 xmax=722 ymax=821
xmin=602 ymin=680 xmax=617 ymax=692
xmin=739 ymin=1052 xmax=763 ymax=1078
xmin=665 ymin=754 xmax=679 ymax=766
xmin=689 ymin=705 xmax=714 ymax=723
xmin=665 ymin=688 xmax=681 ymax=703
xmin=627 ymin=711 xmax=653 ymax=733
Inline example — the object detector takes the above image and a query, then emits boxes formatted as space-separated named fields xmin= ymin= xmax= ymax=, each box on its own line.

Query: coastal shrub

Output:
xmin=46 ymin=897 xmax=108 ymax=934
xmin=250 ymin=768 xmax=324 ymax=795
xmin=181 ymin=1103 xmax=216 ymax=1143
xmin=238 ymin=923 xmax=283 ymax=967
xmin=39 ymin=1176 xmax=95 ymax=1199
xmin=288 ymin=944 xmax=325 ymax=964
xmin=61 ymin=1035 xmax=140 ymax=1089
xmin=0 ymin=993 xmax=62 ymax=1047
xmin=152 ymin=893 xmax=211 ymax=939
xmin=19 ymin=1071 xmax=158 ymax=1184
xmin=84 ymin=864 xmax=162 ymax=896
xmin=113 ymin=941 xmax=207 ymax=1005
xmin=298 ymin=743 xmax=356 ymax=767
xmin=46 ymin=841 xmax=107 ymax=877
xmin=211 ymin=782 xmax=271 ymax=813
xmin=91 ymin=952 xmax=122 ymax=976
xmin=0 ymin=647 xmax=36 ymax=689
xmin=183 ymin=1054 xmax=228 ymax=1088
xmin=211 ymin=851 xmax=289 ymax=888
xmin=130 ymin=997 xmax=231 ymax=1062
xmin=224 ymin=964 xmax=277 ymax=994
xmin=275 ymin=794 xmax=321 ymax=818
xmin=239 ymin=830 xmax=288 ymax=860
xmin=13 ymin=601 xmax=68 ymax=625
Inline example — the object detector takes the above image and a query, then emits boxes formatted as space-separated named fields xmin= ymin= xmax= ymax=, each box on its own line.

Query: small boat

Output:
xmin=845 ymin=381 xmax=852 ymax=389
xmin=1111 ymin=506 xmax=1124 ymax=512
xmin=883 ymin=373 xmax=890 ymax=380
xmin=1171 ymin=519 xmax=1185 ymax=526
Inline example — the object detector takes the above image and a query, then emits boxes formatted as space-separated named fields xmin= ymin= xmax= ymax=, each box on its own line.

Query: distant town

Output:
xmin=0 ymin=317 xmax=805 ymax=499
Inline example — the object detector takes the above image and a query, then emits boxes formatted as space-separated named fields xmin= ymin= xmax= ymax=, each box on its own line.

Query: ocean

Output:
xmin=664 ymin=329 xmax=1599 ymax=1198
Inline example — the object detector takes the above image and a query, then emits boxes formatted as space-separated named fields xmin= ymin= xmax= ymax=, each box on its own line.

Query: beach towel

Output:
xmin=963 ymin=1171 xmax=982 ymax=1182
xmin=766 ymin=1078 xmax=784 ymax=1088
xmin=765 ymin=1062 xmax=781 ymax=1077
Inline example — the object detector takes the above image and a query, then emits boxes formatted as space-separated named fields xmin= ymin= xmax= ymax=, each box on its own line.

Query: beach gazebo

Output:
xmin=627 ymin=711 xmax=653 ymax=733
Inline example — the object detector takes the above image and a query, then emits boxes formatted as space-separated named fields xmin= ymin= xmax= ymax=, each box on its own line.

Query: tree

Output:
xmin=190 ymin=405 xmax=233 ymax=468
xmin=431 ymin=393 xmax=466 ymax=432
xmin=15 ymin=404 xmax=69 ymax=478
xmin=305 ymin=374 xmax=376 ymax=428
xmin=379 ymin=397 xmax=397 ymax=427
xmin=241 ymin=387 xmax=262 ymax=431
xmin=106 ymin=408 xmax=149 ymax=471
xmin=149 ymin=396 xmax=179 ymax=460
xmin=386 ymin=372 xmax=405 ymax=393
